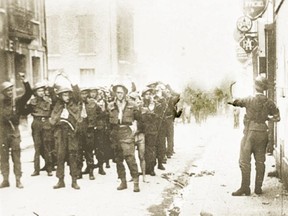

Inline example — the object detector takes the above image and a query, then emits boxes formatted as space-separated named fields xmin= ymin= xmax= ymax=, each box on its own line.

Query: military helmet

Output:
xmin=112 ymin=84 xmax=128 ymax=94
xmin=254 ymin=75 xmax=269 ymax=91
xmin=89 ymin=86 xmax=100 ymax=91
xmin=33 ymin=81 xmax=46 ymax=91
xmin=129 ymin=91 xmax=140 ymax=100
xmin=79 ymin=86 xmax=90 ymax=92
xmin=147 ymin=81 xmax=159 ymax=89
xmin=56 ymin=85 xmax=72 ymax=94
xmin=1 ymin=81 xmax=13 ymax=92
xmin=141 ymin=87 xmax=153 ymax=97
xmin=155 ymin=83 xmax=166 ymax=91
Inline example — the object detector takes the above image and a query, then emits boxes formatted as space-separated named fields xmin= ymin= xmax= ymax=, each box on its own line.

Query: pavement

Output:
xmin=2 ymin=114 xmax=288 ymax=216
xmin=177 ymin=115 xmax=288 ymax=216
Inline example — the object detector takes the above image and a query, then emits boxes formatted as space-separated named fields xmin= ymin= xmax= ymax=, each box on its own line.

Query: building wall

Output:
xmin=275 ymin=0 xmax=288 ymax=188
xmin=0 ymin=0 xmax=47 ymax=90
xmin=46 ymin=0 xmax=119 ymax=87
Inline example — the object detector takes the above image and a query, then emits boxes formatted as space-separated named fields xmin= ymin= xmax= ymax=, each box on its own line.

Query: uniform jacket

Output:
xmin=0 ymin=81 xmax=32 ymax=136
xmin=95 ymin=99 xmax=109 ymax=129
xmin=232 ymin=94 xmax=280 ymax=131
xmin=108 ymin=100 xmax=140 ymax=126
xmin=50 ymin=85 xmax=82 ymax=131
xmin=27 ymin=96 xmax=52 ymax=117
xmin=142 ymin=102 xmax=161 ymax=135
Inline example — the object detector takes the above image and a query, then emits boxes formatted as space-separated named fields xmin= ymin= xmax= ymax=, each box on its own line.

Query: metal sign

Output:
xmin=235 ymin=44 xmax=249 ymax=64
xmin=237 ymin=16 xmax=252 ymax=32
xmin=239 ymin=36 xmax=258 ymax=53
xmin=243 ymin=0 xmax=268 ymax=20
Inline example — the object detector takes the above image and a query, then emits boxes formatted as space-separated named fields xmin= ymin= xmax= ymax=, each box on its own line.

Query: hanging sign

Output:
xmin=243 ymin=0 xmax=268 ymax=20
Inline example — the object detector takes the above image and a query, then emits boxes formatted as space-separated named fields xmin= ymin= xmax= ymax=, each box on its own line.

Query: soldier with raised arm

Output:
xmin=0 ymin=73 xmax=32 ymax=188
xmin=229 ymin=75 xmax=280 ymax=196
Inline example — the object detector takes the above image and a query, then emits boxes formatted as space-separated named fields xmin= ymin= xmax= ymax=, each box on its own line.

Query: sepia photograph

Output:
xmin=0 ymin=0 xmax=288 ymax=215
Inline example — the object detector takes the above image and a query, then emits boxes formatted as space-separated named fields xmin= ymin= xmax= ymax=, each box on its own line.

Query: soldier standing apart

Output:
xmin=50 ymin=74 xmax=82 ymax=190
xmin=28 ymin=82 xmax=54 ymax=177
xmin=0 ymin=73 xmax=32 ymax=188
xmin=229 ymin=75 xmax=280 ymax=196
xmin=108 ymin=84 xmax=140 ymax=192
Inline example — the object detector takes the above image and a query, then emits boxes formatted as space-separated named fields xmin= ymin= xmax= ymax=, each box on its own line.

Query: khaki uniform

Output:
xmin=0 ymin=82 xmax=32 ymax=181
xmin=108 ymin=100 xmax=139 ymax=180
xmin=28 ymin=97 xmax=53 ymax=173
xmin=50 ymin=98 xmax=81 ymax=180
xmin=232 ymin=94 xmax=280 ymax=191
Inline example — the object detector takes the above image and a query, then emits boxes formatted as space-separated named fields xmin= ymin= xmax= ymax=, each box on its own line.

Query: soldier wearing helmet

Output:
xmin=141 ymin=87 xmax=158 ymax=176
xmin=0 ymin=74 xmax=33 ymax=189
xmin=153 ymin=83 xmax=168 ymax=170
xmin=76 ymin=86 xmax=101 ymax=180
xmin=94 ymin=86 xmax=114 ymax=169
xmin=50 ymin=74 xmax=82 ymax=190
xmin=128 ymin=91 xmax=147 ymax=182
xmin=26 ymin=81 xmax=54 ymax=177
xmin=229 ymin=75 xmax=280 ymax=196
xmin=108 ymin=83 xmax=141 ymax=192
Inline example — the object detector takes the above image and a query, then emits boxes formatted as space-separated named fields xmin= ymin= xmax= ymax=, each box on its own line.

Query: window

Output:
xmin=80 ymin=68 xmax=95 ymax=84
xmin=47 ymin=16 xmax=60 ymax=54
xmin=78 ymin=15 xmax=95 ymax=54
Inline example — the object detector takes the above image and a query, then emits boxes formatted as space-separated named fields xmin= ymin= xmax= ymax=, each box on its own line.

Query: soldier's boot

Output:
xmin=117 ymin=178 xmax=127 ymax=190
xmin=71 ymin=178 xmax=80 ymax=190
xmin=98 ymin=164 xmax=106 ymax=175
xmin=232 ymin=187 xmax=251 ymax=196
xmin=16 ymin=176 xmax=24 ymax=189
xmin=47 ymin=166 xmax=53 ymax=177
xmin=31 ymin=170 xmax=40 ymax=176
xmin=133 ymin=177 xmax=140 ymax=192
xmin=232 ymin=171 xmax=251 ymax=196
xmin=150 ymin=168 xmax=156 ymax=176
xmin=89 ymin=169 xmax=95 ymax=180
xmin=0 ymin=176 xmax=10 ymax=188
xmin=255 ymin=170 xmax=265 ymax=195
xmin=53 ymin=178 xmax=65 ymax=189
xmin=254 ymin=186 xmax=262 ymax=195
xmin=158 ymin=163 xmax=165 ymax=170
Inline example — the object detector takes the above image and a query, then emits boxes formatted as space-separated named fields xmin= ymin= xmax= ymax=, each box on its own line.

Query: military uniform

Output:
xmin=230 ymin=76 xmax=280 ymax=196
xmin=165 ymin=93 xmax=180 ymax=158
xmin=142 ymin=100 xmax=159 ymax=176
xmin=108 ymin=98 xmax=140 ymax=192
xmin=0 ymin=81 xmax=32 ymax=188
xmin=94 ymin=99 xmax=109 ymax=175
xmin=155 ymin=97 xmax=168 ymax=170
xmin=50 ymin=86 xmax=82 ymax=189
xmin=27 ymin=95 xmax=54 ymax=176
xmin=77 ymin=99 xmax=96 ymax=180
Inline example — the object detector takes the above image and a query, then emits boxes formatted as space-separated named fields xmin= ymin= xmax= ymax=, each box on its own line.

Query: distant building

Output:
xmin=0 ymin=0 xmax=47 ymax=92
xmin=45 ymin=0 xmax=135 ymax=86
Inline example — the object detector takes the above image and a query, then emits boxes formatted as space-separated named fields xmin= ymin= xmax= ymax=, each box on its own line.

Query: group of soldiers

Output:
xmin=0 ymin=72 xmax=182 ymax=192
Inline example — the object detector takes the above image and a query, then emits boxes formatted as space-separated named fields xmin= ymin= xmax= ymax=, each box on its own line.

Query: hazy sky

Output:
xmin=134 ymin=0 xmax=244 ymax=90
